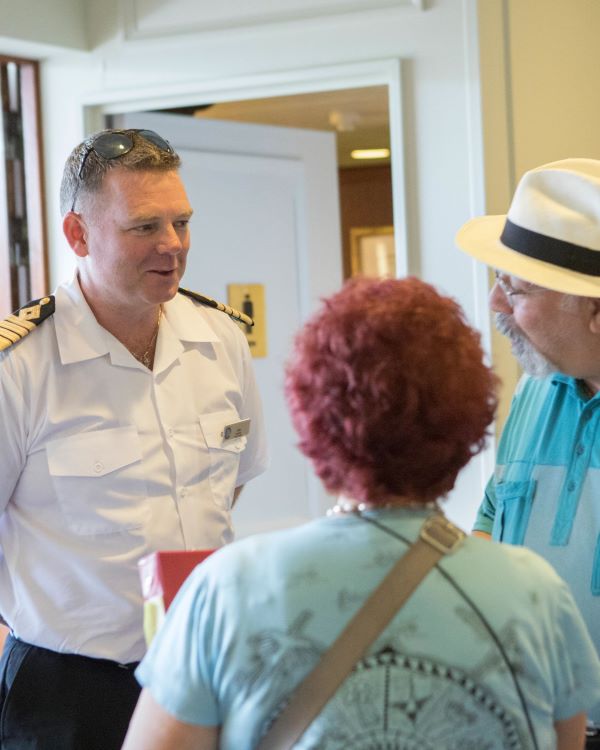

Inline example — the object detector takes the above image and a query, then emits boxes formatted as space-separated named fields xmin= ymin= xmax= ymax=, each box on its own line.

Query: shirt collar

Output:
xmin=162 ymin=292 xmax=221 ymax=344
xmin=551 ymin=373 xmax=573 ymax=387
xmin=152 ymin=293 xmax=221 ymax=374
xmin=54 ymin=275 xmax=221 ymax=367
xmin=54 ymin=274 xmax=111 ymax=364
xmin=551 ymin=372 xmax=600 ymax=402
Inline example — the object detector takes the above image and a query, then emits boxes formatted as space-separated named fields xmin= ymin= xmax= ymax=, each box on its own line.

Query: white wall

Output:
xmin=41 ymin=0 xmax=488 ymax=311
xmin=0 ymin=0 xmax=87 ymax=51
xmin=5 ymin=0 xmax=493 ymax=528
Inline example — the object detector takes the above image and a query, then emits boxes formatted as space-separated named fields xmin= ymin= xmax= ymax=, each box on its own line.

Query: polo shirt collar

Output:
xmin=551 ymin=373 xmax=600 ymax=402
xmin=551 ymin=373 xmax=574 ymax=388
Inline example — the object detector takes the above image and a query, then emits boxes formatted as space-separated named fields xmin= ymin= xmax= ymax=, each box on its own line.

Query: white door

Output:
xmin=113 ymin=111 xmax=343 ymax=537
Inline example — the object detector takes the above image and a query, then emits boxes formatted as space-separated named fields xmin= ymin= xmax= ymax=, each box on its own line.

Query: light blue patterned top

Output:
xmin=137 ymin=509 xmax=600 ymax=749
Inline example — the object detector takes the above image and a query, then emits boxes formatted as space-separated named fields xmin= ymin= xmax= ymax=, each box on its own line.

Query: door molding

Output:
xmin=122 ymin=0 xmax=425 ymax=41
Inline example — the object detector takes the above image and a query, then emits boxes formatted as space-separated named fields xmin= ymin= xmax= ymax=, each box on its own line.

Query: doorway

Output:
xmin=91 ymin=56 xmax=491 ymax=530
xmin=148 ymin=85 xmax=395 ymax=281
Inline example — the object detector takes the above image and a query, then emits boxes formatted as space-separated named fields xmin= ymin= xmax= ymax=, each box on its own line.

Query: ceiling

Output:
xmin=159 ymin=85 xmax=390 ymax=168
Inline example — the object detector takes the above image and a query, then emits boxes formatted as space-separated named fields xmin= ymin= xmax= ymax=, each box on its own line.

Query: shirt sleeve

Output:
xmin=135 ymin=563 xmax=222 ymax=726
xmin=549 ymin=578 xmax=600 ymax=720
xmin=234 ymin=326 xmax=269 ymax=487
xmin=0 ymin=356 xmax=28 ymax=514
xmin=472 ymin=475 xmax=496 ymax=534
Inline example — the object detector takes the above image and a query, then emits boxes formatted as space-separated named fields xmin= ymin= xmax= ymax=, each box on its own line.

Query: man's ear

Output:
xmin=63 ymin=212 xmax=89 ymax=258
xmin=588 ymin=297 xmax=600 ymax=334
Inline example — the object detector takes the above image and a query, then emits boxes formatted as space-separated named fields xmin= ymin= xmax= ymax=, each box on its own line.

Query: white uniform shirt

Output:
xmin=0 ymin=275 xmax=268 ymax=663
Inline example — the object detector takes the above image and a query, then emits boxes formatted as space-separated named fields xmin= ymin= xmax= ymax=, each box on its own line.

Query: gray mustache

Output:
xmin=493 ymin=313 xmax=555 ymax=378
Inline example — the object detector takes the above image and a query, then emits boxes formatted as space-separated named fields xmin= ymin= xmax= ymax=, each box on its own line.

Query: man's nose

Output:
xmin=490 ymin=280 xmax=512 ymax=314
xmin=156 ymin=225 xmax=183 ymax=254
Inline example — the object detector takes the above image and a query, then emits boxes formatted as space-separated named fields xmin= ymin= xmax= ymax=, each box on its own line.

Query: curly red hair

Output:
xmin=285 ymin=277 xmax=498 ymax=503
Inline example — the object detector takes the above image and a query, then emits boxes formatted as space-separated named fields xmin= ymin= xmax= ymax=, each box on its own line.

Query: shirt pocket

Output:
xmin=198 ymin=410 xmax=247 ymax=511
xmin=492 ymin=479 xmax=537 ymax=545
xmin=46 ymin=426 xmax=149 ymax=535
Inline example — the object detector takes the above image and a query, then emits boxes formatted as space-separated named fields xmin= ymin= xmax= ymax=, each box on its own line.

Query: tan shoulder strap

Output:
xmin=256 ymin=514 xmax=465 ymax=750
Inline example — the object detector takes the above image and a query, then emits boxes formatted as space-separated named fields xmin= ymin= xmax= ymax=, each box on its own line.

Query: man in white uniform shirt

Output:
xmin=0 ymin=129 xmax=268 ymax=750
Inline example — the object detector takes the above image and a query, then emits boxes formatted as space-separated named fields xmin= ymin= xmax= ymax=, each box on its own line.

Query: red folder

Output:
xmin=138 ymin=549 xmax=215 ymax=643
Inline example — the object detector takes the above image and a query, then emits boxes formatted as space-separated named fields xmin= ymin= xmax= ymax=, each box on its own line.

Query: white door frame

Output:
xmin=81 ymin=58 xmax=410 ymax=279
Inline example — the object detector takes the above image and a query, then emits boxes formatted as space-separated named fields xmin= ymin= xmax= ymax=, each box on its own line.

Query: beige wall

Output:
xmin=508 ymin=0 xmax=600 ymax=173
xmin=478 ymin=0 xmax=600 ymax=435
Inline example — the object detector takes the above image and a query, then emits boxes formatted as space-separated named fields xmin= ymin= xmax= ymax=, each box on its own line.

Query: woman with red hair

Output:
xmin=124 ymin=277 xmax=600 ymax=750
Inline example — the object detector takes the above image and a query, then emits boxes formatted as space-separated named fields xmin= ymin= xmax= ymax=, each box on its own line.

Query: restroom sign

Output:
xmin=227 ymin=283 xmax=267 ymax=358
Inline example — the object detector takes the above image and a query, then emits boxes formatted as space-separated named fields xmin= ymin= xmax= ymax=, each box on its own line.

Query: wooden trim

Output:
xmin=0 ymin=54 xmax=39 ymax=66
xmin=20 ymin=61 xmax=49 ymax=298
xmin=338 ymin=165 xmax=393 ymax=279
xmin=0 ymin=66 xmax=12 ymax=316
xmin=0 ymin=55 xmax=48 ymax=315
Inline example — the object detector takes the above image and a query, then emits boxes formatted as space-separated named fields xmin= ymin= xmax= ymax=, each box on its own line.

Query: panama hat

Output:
xmin=455 ymin=158 xmax=600 ymax=296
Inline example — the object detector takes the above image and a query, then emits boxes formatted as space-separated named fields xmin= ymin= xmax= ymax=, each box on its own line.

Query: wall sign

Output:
xmin=350 ymin=225 xmax=395 ymax=278
xmin=227 ymin=283 xmax=267 ymax=358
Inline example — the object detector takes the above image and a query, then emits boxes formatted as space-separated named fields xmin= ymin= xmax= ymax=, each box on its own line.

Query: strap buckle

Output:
xmin=419 ymin=514 xmax=465 ymax=555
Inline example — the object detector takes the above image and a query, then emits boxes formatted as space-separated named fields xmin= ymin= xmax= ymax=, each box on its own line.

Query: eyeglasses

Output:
xmin=71 ymin=129 xmax=174 ymax=211
xmin=494 ymin=271 xmax=546 ymax=308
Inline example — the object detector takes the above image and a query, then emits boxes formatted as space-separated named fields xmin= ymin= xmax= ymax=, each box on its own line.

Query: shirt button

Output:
xmin=576 ymin=444 xmax=585 ymax=455
xmin=167 ymin=428 xmax=174 ymax=438
xmin=180 ymin=487 xmax=187 ymax=498
xmin=567 ymin=480 xmax=576 ymax=492
xmin=94 ymin=461 xmax=104 ymax=473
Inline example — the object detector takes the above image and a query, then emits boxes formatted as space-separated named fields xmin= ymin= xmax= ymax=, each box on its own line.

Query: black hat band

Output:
xmin=501 ymin=218 xmax=600 ymax=276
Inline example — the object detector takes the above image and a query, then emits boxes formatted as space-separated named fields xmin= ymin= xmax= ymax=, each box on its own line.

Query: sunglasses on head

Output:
xmin=71 ymin=129 xmax=174 ymax=211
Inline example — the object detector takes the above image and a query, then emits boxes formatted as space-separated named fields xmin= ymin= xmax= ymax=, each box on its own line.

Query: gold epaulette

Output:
xmin=0 ymin=296 xmax=55 ymax=352
xmin=178 ymin=287 xmax=254 ymax=328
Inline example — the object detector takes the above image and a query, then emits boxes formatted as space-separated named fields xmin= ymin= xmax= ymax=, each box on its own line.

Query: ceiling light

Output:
xmin=351 ymin=148 xmax=390 ymax=160
xmin=328 ymin=111 xmax=361 ymax=132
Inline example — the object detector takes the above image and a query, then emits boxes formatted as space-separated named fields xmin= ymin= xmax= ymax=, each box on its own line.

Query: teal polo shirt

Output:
xmin=475 ymin=373 xmax=600 ymax=722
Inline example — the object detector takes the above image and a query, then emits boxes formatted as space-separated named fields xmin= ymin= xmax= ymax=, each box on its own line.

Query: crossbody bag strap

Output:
xmin=255 ymin=513 xmax=465 ymax=750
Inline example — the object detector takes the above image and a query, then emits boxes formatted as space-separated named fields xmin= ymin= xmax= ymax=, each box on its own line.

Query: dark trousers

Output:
xmin=0 ymin=634 xmax=141 ymax=750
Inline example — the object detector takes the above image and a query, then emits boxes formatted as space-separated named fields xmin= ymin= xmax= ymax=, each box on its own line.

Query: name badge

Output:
xmin=222 ymin=418 xmax=251 ymax=441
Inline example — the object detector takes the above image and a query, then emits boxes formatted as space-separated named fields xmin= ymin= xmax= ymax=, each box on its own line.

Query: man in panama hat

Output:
xmin=456 ymin=158 xmax=600 ymax=743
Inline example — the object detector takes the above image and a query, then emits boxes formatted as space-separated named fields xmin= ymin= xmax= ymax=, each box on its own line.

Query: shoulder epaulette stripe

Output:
xmin=2 ymin=316 xmax=36 ymax=335
xmin=0 ymin=296 xmax=55 ymax=353
xmin=178 ymin=287 xmax=254 ymax=327
xmin=0 ymin=333 xmax=16 ymax=347
xmin=0 ymin=327 xmax=20 ymax=343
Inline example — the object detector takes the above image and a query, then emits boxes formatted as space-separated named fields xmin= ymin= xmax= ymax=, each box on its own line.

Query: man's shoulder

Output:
xmin=514 ymin=372 xmax=552 ymax=395
xmin=498 ymin=373 xmax=573 ymax=461
xmin=0 ymin=296 xmax=55 ymax=354
xmin=511 ymin=373 xmax=563 ymax=411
